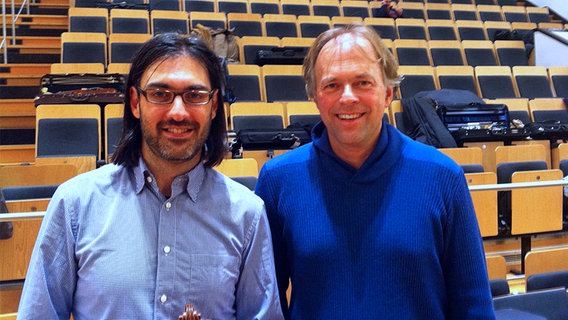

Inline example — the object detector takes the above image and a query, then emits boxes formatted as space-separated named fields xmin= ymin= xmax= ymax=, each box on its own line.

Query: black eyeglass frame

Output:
xmin=136 ymin=86 xmax=215 ymax=105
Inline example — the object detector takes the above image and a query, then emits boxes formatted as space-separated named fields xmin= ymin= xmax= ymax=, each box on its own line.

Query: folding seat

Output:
xmin=426 ymin=19 xmax=458 ymax=41
xmin=493 ymin=288 xmax=568 ymax=319
xmin=425 ymin=3 xmax=452 ymax=20
xmin=527 ymin=6 xmax=550 ymax=24
xmin=261 ymin=65 xmax=307 ymax=102
xmin=35 ymin=104 xmax=102 ymax=160
xmin=502 ymin=5 xmax=528 ymax=23
xmin=109 ymin=33 xmax=152 ymax=64
xmin=311 ymin=0 xmax=340 ymax=18
xmin=249 ymin=0 xmax=281 ymax=16
xmin=280 ymin=36 xmax=314 ymax=49
xmin=477 ymin=4 xmax=504 ymax=22
xmin=297 ymin=15 xmax=331 ymax=38
xmin=393 ymin=39 xmax=431 ymax=66
xmin=331 ymin=16 xmax=362 ymax=29
xmin=50 ymin=63 xmax=105 ymax=74
xmin=217 ymin=0 xmax=248 ymax=13
xmin=61 ymin=32 xmax=107 ymax=66
xmin=451 ymin=4 xmax=479 ymax=21
xmin=184 ymin=0 xmax=215 ymax=13
xmin=227 ymin=64 xmax=263 ymax=102
xmin=485 ymin=254 xmax=507 ymax=282
xmin=525 ymin=248 xmax=568 ymax=288
xmin=494 ymin=144 xmax=562 ymax=238
xmin=238 ymin=36 xmax=280 ymax=64
xmin=475 ymin=66 xmax=518 ymax=99
xmin=104 ymin=103 xmax=124 ymax=163
xmin=107 ymin=63 xmax=131 ymax=77
xmin=456 ymin=20 xmax=487 ymax=41
xmin=511 ymin=21 xmax=537 ymax=34
xmin=466 ymin=171 xmax=499 ymax=237
xmin=426 ymin=0 xmax=449 ymax=4
xmin=526 ymin=270 xmax=568 ymax=292
xmin=227 ymin=13 xmax=264 ymax=37
xmin=485 ymin=98 xmax=531 ymax=126
xmin=496 ymin=0 xmax=516 ymax=5
xmin=493 ymin=40 xmax=529 ymax=67
xmin=473 ymin=0 xmax=495 ymax=4
xmin=151 ymin=10 xmax=189 ymax=34
xmin=484 ymin=20 xmax=511 ymax=42
xmin=280 ymin=0 xmax=311 ymax=17
xmin=149 ymin=0 xmax=182 ymax=11
xmin=230 ymin=101 xmax=286 ymax=130
xmin=548 ymin=66 xmax=568 ymax=97
xmin=214 ymin=158 xmax=260 ymax=190
xmin=286 ymin=101 xmax=320 ymax=129
xmin=397 ymin=2 xmax=425 ymax=20
xmin=68 ymin=7 xmax=108 ymax=34
xmin=428 ymin=40 xmax=465 ymax=66
xmin=438 ymin=146 xmax=484 ymax=173
xmin=529 ymin=98 xmax=568 ymax=123
xmin=263 ymin=14 xmax=299 ymax=39
xmin=188 ymin=11 xmax=226 ymax=30
xmin=110 ymin=8 xmax=150 ymax=34
xmin=450 ymin=0 xmax=473 ymax=4
xmin=363 ymin=17 xmax=397 ymax=41
xmin=397 ymin=65 xmax=438 ymax=99
xmin=538 ymin=22 xmax=564 ymax=30
xmin=462 ymin=40 xmax=498 ymax=66
xmin=340 ymin=1 xmax=370 ymax=19
xmin=435 ymin=65 xmax=479 ymax=96
xmin=395 ymin=18 xmax=427 ymax=40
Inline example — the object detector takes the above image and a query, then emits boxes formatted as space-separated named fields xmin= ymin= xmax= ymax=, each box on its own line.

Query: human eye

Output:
xmin=183 ymin=90 xmax=209 ymax=104
xmin=147 ymin=89 xmax=172 ymax=102
xmin=355 ymin=80 xmax=374 ymax=89
xmin=321 ymin=82 xmax=339 ymax=93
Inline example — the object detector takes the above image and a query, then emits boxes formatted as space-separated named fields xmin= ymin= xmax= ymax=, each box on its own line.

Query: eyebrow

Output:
xmin=143 ymin=82 xmax=209 ymax=91
xmin=320 ymin=73 xmax=376 ymax=84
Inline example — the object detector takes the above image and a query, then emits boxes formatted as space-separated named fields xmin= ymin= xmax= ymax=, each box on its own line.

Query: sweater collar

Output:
xmin=311 ymin=120 xmax=404 ymax=182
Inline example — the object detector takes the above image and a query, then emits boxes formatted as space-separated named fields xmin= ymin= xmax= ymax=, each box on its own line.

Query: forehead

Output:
xmin=316 ymin=34 xmax=380 ymax=79
xmin=141 ymin=55 xmax=210 ymax=86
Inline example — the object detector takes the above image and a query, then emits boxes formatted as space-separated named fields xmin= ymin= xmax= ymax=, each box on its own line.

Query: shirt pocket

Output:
xmin=190 ymin=253 xmax=240 ymax=298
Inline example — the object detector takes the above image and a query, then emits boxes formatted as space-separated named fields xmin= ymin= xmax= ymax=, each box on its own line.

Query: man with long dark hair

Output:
xmin=18 ymin=33 xmax=282 ymax=320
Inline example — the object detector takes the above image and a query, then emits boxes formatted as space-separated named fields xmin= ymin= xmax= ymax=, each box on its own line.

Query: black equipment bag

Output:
xmin=255 ymin=47 xmax=309 ymax=66
xmin=525 ymin=120 xmax=568 ymax=141
xmin=232 ymin=128 xmax=311 ymax=153
xmin=35 ymin=73 xmax=126 ymax=106
xmin=437 ymin=102 xmax=510 ymax=133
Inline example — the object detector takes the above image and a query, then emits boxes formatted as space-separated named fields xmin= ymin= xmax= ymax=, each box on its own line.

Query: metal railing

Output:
xmin=0 ymin=0 xmax=31 ymax=64
xmin=2 ymin=179 xmax=568 ymax=223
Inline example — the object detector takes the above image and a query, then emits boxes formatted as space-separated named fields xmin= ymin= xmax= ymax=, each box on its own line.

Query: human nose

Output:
xmin=339 ymin=85 xmax=358 ymax=103
xmin=168 ymin=95 xmax=190 ymax=120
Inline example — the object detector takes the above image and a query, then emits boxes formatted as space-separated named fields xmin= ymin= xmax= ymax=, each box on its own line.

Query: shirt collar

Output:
xmin=133 ymin=157 xmax=206 ymax=202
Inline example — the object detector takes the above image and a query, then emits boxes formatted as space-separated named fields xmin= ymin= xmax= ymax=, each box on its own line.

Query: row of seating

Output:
xmin=71 ymin=0 xmax=552 ymax=25
xmin=68 ymin=6 xmax=563 ymax=40
xmin=396 ymin=65 xmax=568 ymax=99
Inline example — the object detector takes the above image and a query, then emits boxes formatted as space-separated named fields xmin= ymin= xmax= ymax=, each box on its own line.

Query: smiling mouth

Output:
xmin=165 ymin=127 xmax=191 ymax=134
xmin=337 ymin=113 xmax=363 ymax=120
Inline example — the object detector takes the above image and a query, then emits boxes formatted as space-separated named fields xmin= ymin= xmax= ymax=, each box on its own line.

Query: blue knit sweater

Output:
xmin=256 ymin=121 xmax=495 ymax=320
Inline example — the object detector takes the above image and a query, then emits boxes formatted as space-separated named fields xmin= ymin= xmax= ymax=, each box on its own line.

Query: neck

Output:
xmin=143 ymin=152 xmax=201 ymax=198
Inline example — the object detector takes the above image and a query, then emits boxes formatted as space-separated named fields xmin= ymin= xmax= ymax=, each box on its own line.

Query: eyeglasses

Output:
xmin=136 ymin=87 xmax=215 ymax=105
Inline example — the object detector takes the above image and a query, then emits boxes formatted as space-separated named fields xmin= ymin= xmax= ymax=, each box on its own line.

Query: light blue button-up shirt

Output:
xmin=17 ymin=159 xmax=283 ymax=320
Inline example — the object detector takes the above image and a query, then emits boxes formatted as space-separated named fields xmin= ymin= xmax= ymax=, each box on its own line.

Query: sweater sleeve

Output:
xmin=255 ymin=167 xmax=291 ymax=318
xmin=442 ymin=171 xmax=495 ymax=319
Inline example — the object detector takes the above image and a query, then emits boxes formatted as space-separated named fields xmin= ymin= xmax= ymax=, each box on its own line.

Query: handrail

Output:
xmin=0 ymin=0 xmax=30 ymax=64
xmin=2 ymin=179 xmax=568 ymax=223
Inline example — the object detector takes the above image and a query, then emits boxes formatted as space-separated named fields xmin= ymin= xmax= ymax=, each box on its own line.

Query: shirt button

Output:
xmin=146 ymin=176 xmax=153 ymax=183
xmin=165 ymin=202 xmax=171 ymax=210
xmin=163 ymin=246 xmax=171 ymax=254
xmin=160 ymin=294 xmax=167 ymax=303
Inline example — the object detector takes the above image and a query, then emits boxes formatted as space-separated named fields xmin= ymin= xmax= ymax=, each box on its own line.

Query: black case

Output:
xmin=437 ymin=102 xmax=510 ymax=132
xmin=255 ymin=47 xmax=309 ymax=66
xmin=35 ymin=73 xmax=126 ymax=106
xmin=231 ymin=128 xmax=311 ymax=153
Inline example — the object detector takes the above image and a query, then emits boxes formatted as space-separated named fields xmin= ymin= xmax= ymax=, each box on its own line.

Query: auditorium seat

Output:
xmin=526 ymin=6 xmax=551 ymax=24
xmin=108 ymin=33 xmax=152 ymax=64
xmin=188 ymin=11 xmax=226 ymax=30
xmin=61 ymin=32 xmax=107 ymax=66
xmin=230 ymin=101 xmax=286 ymax=131
xmin=263 ymin=14 xmax=300 ymax=38
xmin=110 ymin=8 xmax=150 ymax=34
xmin=261 ymin=65 xmax=307 ymax=102
xmin=152 ymin=10 xmax=189 ymax=35
xmin=249 ymin=0 xmax=281 ymax=15
xmin=217 ymin=0 xmax=249 ymax=14
xmin=104 ymin=103 xmax=124 ymax=163
xmin=456 ymin=20 xmax=488 ymax=41
xmin=397 ymin=2 xmax=425 ymax=20
xmin=477 ymin=4 xmax=504 ymax=22
xmin=340 ymin=0 xmax=370 ymax=19
xmin=429 ymin=40 xmax=466 ymax=66
xmin=475 ymin=66 xmax=518 ymax=99
xmin=184 ymin=0 xmax=215 ymax=13
xmin=393 ymin=39 xmax=431 ymax=66
xmin=484 ymin=20 xmax=512 ymax=42
xmin=502 ymin=5 xmax=528 ymax=23
xmin=227 ymin=13 xmax=264 ymax=37
xmin=281 ymin=0 xmax=311 ymax=17
xmin=512 ymin=66 xmax=554 ymax=100
xmin=494 ymin=40 xmax=529 ymax=67
xmin=297 ymin=15 xmax=331 ymax=38
xmin=548 ymin=66 xmax=568 ymax=97
xmin=397 ymin=65 xmax=438 ymax=98
xmin=395 ymin=18 xmax=428 ymax=40
xmin=238 ymin=36 xmax=280 ymax=65
xmin=68 ymin=7 xmax=108 ymax=34
xmin=435 ymin=65 xmax=479 ymax=96
xmin=426 ymin=19 xmax=459 ymax=41
xmin=451 ymin=3 xmax=479 ymax=21
xmin=364 ymin=17 xmax=397 ymax=41
xmin=227 ymin=64 xmax=263 ymax=102
xmin=463 ymin=40 xmax=498 ymax=67
xmin=311 ymin=0 xmax=341 ymax=18
xmin=425 ymin=3 xmax=452 ymax=20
